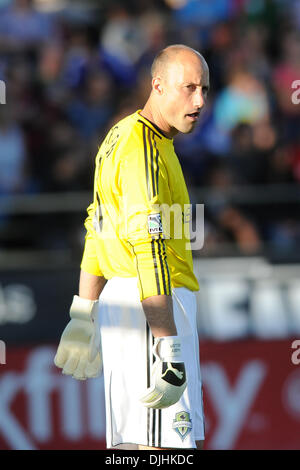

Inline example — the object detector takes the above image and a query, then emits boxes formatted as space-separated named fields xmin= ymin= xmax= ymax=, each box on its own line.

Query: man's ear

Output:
xmin=152 ymin=77 xmax=163 ymax=95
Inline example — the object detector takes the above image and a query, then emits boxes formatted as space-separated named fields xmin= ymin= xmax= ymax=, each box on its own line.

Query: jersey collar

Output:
xmin=136 ymin=110 xmax=173 ymax=141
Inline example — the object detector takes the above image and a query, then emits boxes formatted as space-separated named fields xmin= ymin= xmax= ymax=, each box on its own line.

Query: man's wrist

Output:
xmin=154 ymin=336 xmax=183 ymax=362
xmin=70 ymin=295 xmax=99 ymax=321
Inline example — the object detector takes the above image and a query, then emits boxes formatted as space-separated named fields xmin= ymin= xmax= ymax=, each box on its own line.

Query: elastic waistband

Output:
xmin=106 ymin=276 xmax=138 ymax=287
xmin=101 ymin=277 xmax=194 ymax=302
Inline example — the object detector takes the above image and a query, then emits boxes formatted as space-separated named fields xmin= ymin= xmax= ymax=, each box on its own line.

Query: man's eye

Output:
xmin=186 ymin=85 xmax=195 ymax=91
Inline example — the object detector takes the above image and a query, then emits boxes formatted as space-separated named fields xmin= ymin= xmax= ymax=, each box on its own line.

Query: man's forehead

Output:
xmin=165 ymin=54 xmax=209 ymax=85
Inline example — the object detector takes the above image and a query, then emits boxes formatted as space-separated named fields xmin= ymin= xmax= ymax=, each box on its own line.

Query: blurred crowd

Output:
xmin=0 ymin=0 xmax=300 ymax=258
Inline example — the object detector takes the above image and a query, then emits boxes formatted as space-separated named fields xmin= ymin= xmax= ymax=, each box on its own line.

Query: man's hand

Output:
xmin=54 ymin=295 xmax=102 ymax=380
xmin=140 ymin=336 xmax=186 ymax=409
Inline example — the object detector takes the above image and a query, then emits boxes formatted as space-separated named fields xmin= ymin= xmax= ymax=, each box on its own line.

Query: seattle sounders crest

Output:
xmin=172 ymin=411 xmax=192 ymax=441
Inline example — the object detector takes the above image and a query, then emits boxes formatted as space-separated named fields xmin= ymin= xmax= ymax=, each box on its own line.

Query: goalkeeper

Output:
xmin=54 ymin=44 xmax=209 ymax=450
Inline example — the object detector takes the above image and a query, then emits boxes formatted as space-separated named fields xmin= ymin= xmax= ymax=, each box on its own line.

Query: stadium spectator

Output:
xmin=0 ymin=0 xmax=57 ymax=52
xmin=100 ymin=3 xmax=148 ymax=86
xmin=213 ymin=69 xmax=270 ymax=134
xmin=0 ymin=107 xmax=29 ymax=195
xmin=66 ymin=69 xmax=114 ymax=139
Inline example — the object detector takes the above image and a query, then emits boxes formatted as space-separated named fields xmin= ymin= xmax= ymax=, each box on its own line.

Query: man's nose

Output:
xmin=194 ymin=88 xmax=205 ymax=108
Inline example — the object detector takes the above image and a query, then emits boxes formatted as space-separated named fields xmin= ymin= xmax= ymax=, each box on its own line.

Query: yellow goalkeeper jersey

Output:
xmin=80 ymin=110 xmax=199 ymax=300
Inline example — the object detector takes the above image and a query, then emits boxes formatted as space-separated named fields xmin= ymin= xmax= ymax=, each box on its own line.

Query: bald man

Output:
xmin=54 ymin=45 xmax=209 ymax=451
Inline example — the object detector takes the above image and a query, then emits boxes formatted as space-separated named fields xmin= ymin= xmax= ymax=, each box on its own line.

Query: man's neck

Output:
xmin=140 ymin=100 xmax=177 ymax=139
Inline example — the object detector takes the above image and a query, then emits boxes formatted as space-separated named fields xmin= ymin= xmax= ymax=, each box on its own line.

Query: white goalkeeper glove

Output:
xmin=54 ymin=295 xmax=102 ymax=380
xmin=140 ymin=336 xmax=187 ymax=409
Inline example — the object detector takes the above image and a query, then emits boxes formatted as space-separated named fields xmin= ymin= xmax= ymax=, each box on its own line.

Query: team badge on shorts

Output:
xmin=172 ymin=411 xmax=192 ymax=441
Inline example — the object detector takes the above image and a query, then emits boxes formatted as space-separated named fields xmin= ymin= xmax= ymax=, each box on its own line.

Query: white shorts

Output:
xmin=99 ymin=277 xmax=205 ymax=449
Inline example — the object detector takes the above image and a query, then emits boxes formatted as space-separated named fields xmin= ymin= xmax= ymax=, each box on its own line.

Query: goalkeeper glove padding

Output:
xmin=54 ymin=295 xmax=102 ymax=380
xmin=140 ymin=336 xmax=187 ymax=409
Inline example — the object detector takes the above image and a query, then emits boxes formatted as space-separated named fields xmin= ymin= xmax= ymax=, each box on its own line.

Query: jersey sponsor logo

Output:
xmin=148 ymin=213 xmax=163 ymax=235
xmin=172 ymin=411 xmax=192 ymax=441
